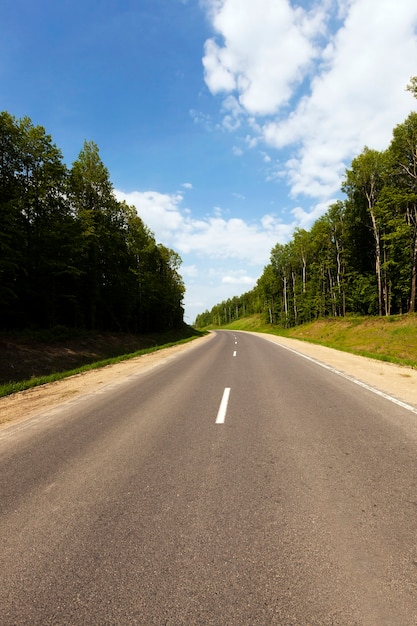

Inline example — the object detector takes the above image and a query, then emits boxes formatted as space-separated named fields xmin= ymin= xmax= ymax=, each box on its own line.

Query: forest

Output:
xmin=195 ymin=83 xmax=417 ymax=329
xmin=0 ymin=112 xmax=185 ymax=333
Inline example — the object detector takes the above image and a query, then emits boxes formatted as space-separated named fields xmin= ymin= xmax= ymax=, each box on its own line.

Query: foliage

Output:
xmin=0 ymin=113 xmax=185 ymax=333
xmin=195 ymin=80 xmax=417 ymax=330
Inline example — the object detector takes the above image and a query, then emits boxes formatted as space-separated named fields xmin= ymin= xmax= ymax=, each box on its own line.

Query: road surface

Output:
xmin=1 ymin=330 xmax=417 ymax=625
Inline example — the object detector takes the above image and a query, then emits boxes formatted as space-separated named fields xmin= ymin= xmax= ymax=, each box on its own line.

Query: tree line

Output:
xmin=0 ymin=111 xmax=185 ymax=332
xmin=195 ymin=84 xmax=417 ymax=329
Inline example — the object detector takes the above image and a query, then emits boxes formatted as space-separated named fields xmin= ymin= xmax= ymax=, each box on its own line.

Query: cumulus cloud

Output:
xmin=202 ymin=0 xmax=417 ymax=199
xmin=291 ymin=199 xmax=338 ymax=229
xmin=115 ymin=190 xmax=185 ymax=240
xmin=174 ymin=215 xmax=289 ymax=264
xmin=203 ymin=0 xmax=327 ymax=115
xmin=180 ymin=264 xmax=199 ymax=278
xmin=222 ymin=272 xmax=256 ymax=286
xmin=115 ymin=189 xmax=294 ymax=265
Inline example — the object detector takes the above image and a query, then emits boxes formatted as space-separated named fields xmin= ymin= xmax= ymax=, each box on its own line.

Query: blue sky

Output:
xmin=2 ymin=0 xmax=417 ymax=323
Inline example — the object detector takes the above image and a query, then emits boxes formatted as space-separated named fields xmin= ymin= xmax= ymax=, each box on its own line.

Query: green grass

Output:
xmin=208 ymin=313 xmax=417 ymax=368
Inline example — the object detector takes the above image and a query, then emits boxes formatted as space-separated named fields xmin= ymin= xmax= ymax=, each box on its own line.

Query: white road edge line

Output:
xmin=216 ymin=387 xmax=231 ymax=424
xmin=270 ymin=341 xmax=417 ymax=416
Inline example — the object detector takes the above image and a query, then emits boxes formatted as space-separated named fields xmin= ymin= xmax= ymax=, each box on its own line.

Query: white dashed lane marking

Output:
xmin=216 ymin=388 xmax=231 ymax=424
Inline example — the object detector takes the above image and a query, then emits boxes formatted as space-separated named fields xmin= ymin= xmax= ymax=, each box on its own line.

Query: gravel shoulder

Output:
xmin=1 ymin=331 xmax=417 ymax=432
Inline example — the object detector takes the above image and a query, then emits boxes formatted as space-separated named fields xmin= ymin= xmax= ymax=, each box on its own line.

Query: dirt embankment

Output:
xmin=0 ymin=333 xmax=164 ymax=385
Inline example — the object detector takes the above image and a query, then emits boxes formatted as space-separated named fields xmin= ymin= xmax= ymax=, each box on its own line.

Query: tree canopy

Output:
xmin=0 ymin=112 xmax=185 ymax=332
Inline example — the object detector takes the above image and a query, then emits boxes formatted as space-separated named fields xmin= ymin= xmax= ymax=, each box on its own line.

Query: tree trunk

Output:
xmin=283 ymin=275 xmax=288 ymax=325
xmin=409 ymin=230 xmax=417 ymax=312
xmin=369 ymin=208 xmax=383 ymax=315
xmin=302 ymin=255 xmax=307 ymax=293
xmin=292 ymin=270 xmax=298 ymax=325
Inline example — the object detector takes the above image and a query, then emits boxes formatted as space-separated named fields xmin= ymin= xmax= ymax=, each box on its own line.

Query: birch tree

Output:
xmin=343 ymin=148 xmax=388 ymax=315
xmin=387 ymin=112 xmax=417 ymax=312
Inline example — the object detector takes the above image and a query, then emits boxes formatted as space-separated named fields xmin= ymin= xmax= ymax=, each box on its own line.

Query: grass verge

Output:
xmin=208 ymin=314 xmax=417 ymax=368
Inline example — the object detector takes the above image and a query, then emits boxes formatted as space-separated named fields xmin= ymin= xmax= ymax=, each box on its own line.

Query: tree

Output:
xmin=0 ymin=112 xmax=71 ymax=328
xmin=406 ymin=76 xmax=417 ymax=100
xmin=387 ymin=112 xmax=417 ymax=312
xmin=270 ymin=243 xmax=293 ymax=326
xmin=256 ymin=263 xmax=279 ymax=324
xmin=68 ymin=140 xmax=118 ymax=329
xmin=0 ymin=112 xmax=24 ymax=320
xmin=0 ymin=112 xmax=186 ymax=333
xmin=153 ymin=245 xmax=185 ymax=330
xmin=19 ymin=118 xmax=71 ymax=326
xmin=327 ymin=202 xmax=347 ymax=317
xmin=343 ymin=148 xmax=389 ymax=315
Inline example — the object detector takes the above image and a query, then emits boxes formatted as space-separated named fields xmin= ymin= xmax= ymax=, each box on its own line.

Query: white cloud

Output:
xmin=203 ymin=0 xmax=327 ymax=115
xmin=202 ymin=0 xmax=417 ymax=200
xmin=180 ymin=264 xmax=199 ymax=278
xmin=189 ymin=108 xmax=213 ymax=130
xmin=261 ymin=213 xmax=283 ymax=230
xmin=265 ymin=0 xmax=417 ymax=198
xmin=291 ymin=199 xmax=338 ymax=229
xmin=115 ymin=189 xmax=294 ymax=265
xmin=182 ymin=182 xmax=193 ymax=189
xmin=221 ymin=95 xmax=244 ymax=130
xmin=115 ymin=190 xmax=185 ymax=240
xmin=222 ymin=272 xmax=256 ymax=286
xmin=203 ymin=38 xmax=237 ymax=93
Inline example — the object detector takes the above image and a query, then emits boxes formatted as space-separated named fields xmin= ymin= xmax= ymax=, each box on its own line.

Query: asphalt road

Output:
xmin=1 ymin=330 xmax=417 ymax=625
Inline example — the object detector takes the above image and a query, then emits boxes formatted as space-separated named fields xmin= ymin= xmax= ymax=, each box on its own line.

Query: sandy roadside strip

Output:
xmin=1 ymin=330 xmax=416 ymax=431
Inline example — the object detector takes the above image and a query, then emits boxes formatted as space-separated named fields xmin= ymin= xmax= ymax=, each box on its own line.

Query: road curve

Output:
xmin=1 ymin=330 xmax=417 ymax=625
